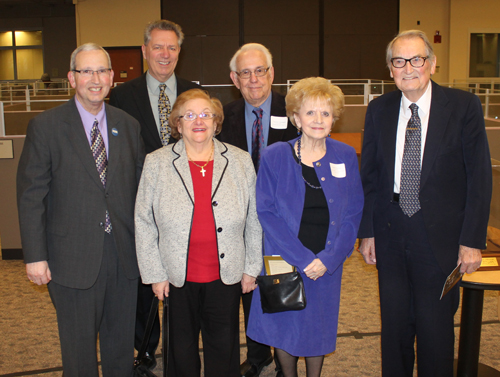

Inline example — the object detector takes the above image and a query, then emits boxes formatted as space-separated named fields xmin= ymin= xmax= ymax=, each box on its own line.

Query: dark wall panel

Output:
xmin=43 ymin=16 xmax=77 ymax=78
xmin=164 ymin=0 xmax=239 ymax=36
xmin=244 ymin=0 xmax=318 ymax=36
xmin=162 ymin=0 xmax=398 ymax=83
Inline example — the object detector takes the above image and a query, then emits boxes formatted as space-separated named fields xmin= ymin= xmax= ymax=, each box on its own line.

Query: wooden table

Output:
xmin=456 ymin=269 xmax=500 ymax=377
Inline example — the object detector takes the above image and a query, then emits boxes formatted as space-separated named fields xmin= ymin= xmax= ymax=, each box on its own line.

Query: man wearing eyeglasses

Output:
xmin=358 ymin=30 xmax=491 ymax=377
xmin=17 ymin=43 xmax=145 ymax=376
xmin=218 ymin=43 xmax=296 ymax=377
xmin=109 ymin=19 xmax=201 ymax=369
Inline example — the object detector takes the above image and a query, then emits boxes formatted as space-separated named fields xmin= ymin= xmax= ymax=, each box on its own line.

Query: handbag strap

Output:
xmin=136 ymin=296 xmax=159 ymax=361
xmin=163 ymin=297 xmax=169 ymax=377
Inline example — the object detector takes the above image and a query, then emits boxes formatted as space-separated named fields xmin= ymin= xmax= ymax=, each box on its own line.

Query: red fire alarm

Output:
xmin=434 ymin=31 xmax=442 ymax=43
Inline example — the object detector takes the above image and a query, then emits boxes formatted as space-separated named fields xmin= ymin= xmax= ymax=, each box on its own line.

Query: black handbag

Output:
xmin=256 ymin=271 xmax=307 ymax=313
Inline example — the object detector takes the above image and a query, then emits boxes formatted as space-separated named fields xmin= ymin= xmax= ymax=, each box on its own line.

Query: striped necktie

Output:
xmin=252 ymin=108 xmax=264 ymax=171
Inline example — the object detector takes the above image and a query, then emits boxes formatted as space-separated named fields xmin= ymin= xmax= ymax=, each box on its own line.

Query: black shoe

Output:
xmin=275 ymin=371 xmax=284 ymax=377
xmin=240 ymin=355 xmax=273 ymax=377
xmin=140 ymin=352 xmax=157 ymax=370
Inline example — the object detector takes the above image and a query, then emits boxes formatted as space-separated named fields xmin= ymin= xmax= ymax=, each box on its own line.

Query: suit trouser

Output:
xmin=377 ymin=202 xmax=460 ymax=377
xmin=167 ymin=279 xmax=241 ymax=377
xmin=48 ymin=232 xmax=138 ymax=377
xmin=135 ymin=280 xmax=161 ymax=355
xmin=243 ymin=290 xmax=273 ymax=365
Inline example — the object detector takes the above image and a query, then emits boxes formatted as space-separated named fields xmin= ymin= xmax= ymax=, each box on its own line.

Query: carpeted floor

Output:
xmin=1 ymin=251 xmax=499 ymax=377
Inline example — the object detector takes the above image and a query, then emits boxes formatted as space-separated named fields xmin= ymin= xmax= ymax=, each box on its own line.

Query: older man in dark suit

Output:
xmin=17 ymin=43 xmax=145 ymax=376
xmin=358 ymin=30 xmax=492 ymax=377
xmin=218 ymin=43 xmax=296 ymax=377
xmin=109 ymin=20 xmax=200 ymax=367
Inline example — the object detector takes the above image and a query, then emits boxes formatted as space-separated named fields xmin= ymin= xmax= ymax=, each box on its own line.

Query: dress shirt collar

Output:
xmin=401 ymin=81 xmax=432 ymax=117
xmin=146 ymin=70 xmax=177 ymax=96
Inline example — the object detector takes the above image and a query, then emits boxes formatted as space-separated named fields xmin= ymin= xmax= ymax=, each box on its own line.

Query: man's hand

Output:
xmin=359 ymin=237 xmax=376 ymax=265
xmin=26 ymin=261 xmax=51 ymax=285
xmin=152 ymin=280 xmax=170 ymax=300
xmin=241 ymin=273 xmax=257 ymax=294
xmin=304 ymin=258 xmax=327 ymax=281
xmin=457 ymin=245 xmax=482 ymax=274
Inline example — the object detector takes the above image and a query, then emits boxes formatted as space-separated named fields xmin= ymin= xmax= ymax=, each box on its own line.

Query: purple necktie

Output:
xmin=252 ymin=108 xmax=264 ymax=171
xmin=90 ymin=119 xmax=112 ymax=233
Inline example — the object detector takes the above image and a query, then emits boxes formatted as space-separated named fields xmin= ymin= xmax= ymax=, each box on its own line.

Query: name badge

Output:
xmin=270 ymin=116 xmax=288 ymax=129
xmin=330 ymin=163 xmax=346 ymax=178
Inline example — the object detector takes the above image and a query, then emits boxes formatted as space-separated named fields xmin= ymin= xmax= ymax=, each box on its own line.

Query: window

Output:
xmin=469 ymin=33 xmax=500 ymax=78
xmin=0 ymin=30 xmax=44 ymax=81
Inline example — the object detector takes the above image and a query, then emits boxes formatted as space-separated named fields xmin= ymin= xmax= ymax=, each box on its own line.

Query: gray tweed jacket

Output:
xmin=135 ymin=138 xmax=262 ymax=287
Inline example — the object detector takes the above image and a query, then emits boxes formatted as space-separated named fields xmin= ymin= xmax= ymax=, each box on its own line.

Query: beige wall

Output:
xmin=449 ymin=0 xmax=500 ymax=83
xmin=399 ymin=0 xmax=450 ymax=84
xmin=74 ymin=0 xmax=160 ymax=48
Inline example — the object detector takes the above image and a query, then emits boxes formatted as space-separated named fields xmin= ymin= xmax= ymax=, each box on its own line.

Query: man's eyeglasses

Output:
xmin=72 ymin=69 xmax=112 ymax=77
xmin=390 ymin=56 xmax=429 ymax=69
xmin=179 ymin=112 xmax=216 ymax=121
xmin=235 ymin=67 xmax=271 ymax=79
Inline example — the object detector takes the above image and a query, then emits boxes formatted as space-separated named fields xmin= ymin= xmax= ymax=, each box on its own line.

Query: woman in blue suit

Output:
xmin=247 ymin=77 xmax=364 ymax=376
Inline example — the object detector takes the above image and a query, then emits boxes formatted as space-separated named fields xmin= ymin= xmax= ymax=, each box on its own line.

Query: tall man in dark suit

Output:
xmin=109 ymin=20 xmax=201 ymax=367
xmin=17 ymin=43 xmax=145 ymax=376
xmin=358 ymin=30 xmax=492 ymax=377
xmin=218 ymin=43 xmax=297 ymax=377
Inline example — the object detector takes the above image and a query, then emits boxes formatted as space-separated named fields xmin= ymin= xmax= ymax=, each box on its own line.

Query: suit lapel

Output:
xmin=230 ymin=99 xmax=248 ymax=150
xmin=381 ymin=93 xmax=401 ymax=188
xmin=267 ymin=91 xmax=289 ymax=146
xmin=420 ymin=82 xmax=451 ymax=188
xmin=65 ymin=99 xmax=105 ymax=191
xmin=172 ymin=140 xmax=195 ymax=202
xmin=212 ymin=140 xmax=228 ymax=198
xmin=134 ymin=74 xmax=162 ymax=149
xmin=105 ymin=104 xmax=120 ymax=190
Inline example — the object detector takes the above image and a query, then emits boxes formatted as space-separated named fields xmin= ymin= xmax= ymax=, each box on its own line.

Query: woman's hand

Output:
xmin=152 ymin=280 xmax=170 ymax=300
xmin=304 ymin=258 xmax=327 ymax=281
xmin=241 ymin=273 xmax=257 ymax=294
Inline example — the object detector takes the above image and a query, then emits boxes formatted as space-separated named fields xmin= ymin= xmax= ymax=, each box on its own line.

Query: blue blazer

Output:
xmin=257 ymin=137 xmax=364 ymax=274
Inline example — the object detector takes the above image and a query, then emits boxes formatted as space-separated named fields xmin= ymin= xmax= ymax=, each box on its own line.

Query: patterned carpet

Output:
xmin=1 ymin=251 xmax=499 ymax=377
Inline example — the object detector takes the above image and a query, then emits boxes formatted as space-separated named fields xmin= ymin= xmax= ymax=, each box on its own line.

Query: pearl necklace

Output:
xmin=297 ymin=137 xmax=322 ymax=190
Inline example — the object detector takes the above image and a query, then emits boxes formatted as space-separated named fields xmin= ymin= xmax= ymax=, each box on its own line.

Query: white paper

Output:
xmin=268 ymin=259 xmax=295 ymax=275
xmin=330 ymin=162 xmax=346 ymax=178
xmin=270 ymin=116 xmax=288 ymax=129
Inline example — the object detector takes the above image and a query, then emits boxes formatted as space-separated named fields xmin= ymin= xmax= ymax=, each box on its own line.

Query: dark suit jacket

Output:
xmin=109 ymin=73 xmax=201 ymax=154
xmin=358 ymin=81 xmax=492 ymax=274
xmin=218 ymin=91 xmax=297 ymax=151
xmin=17 ymin=98 xmax=145 ymax=289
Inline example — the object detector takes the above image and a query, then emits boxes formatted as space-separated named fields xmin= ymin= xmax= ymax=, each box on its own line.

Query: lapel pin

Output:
xmin=111 ymin=128 xmax=118 ymax=136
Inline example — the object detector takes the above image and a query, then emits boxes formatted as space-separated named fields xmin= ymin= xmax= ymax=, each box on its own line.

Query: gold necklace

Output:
xmin=186 ymin=142 xmax=214 ymax=177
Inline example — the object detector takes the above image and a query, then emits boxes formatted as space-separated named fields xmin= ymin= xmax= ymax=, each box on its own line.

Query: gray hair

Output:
xmin=386 ymin=30 xmax=435 ymax=68
xmin=70 ymin=43 xmax=111 ymax=71
xmin=144 ymin=20 xmax=184 ymax=46
xmin=229 ymin=43 xmax=273 ymax=72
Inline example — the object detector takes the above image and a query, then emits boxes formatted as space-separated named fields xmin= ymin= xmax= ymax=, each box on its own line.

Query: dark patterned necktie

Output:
xmin=399 ymin=103 xmax=421 ymax=217
xmin=158 ymin=83 xmax=171 ymax=146
xmin=252 ymin=108 xmax=264 ymax=171
xmin=90 ymin=119 xmax=112 ymax=233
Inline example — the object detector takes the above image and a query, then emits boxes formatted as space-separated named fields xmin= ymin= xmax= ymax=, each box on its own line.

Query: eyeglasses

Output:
xmin=390 ymin=56 xmax=429 ymax=68
xmin=179 ymin=112 xmax=216 ymax=121
xmin=72 ymin=69 xmax=112 ymax=77
xmin=234 ymin=66 xmax=271 ymax=79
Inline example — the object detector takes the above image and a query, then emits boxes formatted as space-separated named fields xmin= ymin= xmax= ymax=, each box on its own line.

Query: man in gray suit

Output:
xmin=17 ymin=43 xmax=145 ymax=376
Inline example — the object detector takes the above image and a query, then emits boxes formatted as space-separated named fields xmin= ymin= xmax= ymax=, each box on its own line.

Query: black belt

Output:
xmin=393 ymin=193 xmax=400 ymax=202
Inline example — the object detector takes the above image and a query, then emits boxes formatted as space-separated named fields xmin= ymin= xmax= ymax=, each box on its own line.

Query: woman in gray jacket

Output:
xmin=135 ymin=89 xmax=262 ymax=377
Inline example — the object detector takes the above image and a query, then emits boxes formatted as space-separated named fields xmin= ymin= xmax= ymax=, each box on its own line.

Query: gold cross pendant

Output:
xmin=200 ymin=167 xmax=206 ymax=177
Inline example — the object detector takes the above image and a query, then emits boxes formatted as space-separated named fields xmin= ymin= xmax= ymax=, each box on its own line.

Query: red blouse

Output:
xmin=186 ymin=160 xmax=220 ymax=283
